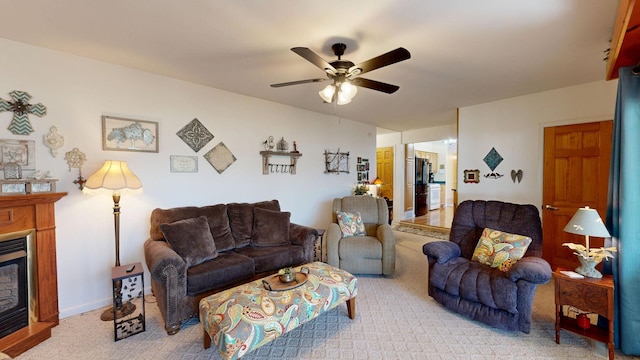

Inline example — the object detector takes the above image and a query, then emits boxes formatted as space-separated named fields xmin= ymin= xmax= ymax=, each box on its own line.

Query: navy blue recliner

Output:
xmin=422 ymin=200 xmax=552 ymax=333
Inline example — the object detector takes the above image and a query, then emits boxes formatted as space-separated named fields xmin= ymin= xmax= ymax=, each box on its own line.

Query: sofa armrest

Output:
xmin=507 ymin=257 xmax=552 ymax=284
xmin=326 ymin=223 xmax=342 ymax=268
xmin=289 ymin=223 xmax=318 ymax=263
xmin=143 ymin=238 xmax=187 ymax=297
xmin=422 ymin=241 xmax=461 ymax=264
xmin=377 ymin=224 xmax=396 ymax=275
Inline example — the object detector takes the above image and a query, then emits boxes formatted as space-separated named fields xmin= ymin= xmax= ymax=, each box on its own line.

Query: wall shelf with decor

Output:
xmin=260 ymin=151 xmax=302 ymax=175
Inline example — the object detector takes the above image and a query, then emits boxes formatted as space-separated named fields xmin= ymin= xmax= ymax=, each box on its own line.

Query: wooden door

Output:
xmin=376 ymin=147 xmax=394 ymax=199
xmin=542 ymin=121 xmax=613 ymax=269
xmin=404 ymin=144 xmax=415 ymax=212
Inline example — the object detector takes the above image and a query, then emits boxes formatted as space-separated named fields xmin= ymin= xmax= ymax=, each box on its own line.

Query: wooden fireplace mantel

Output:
xmin=0 ymin=192 xmax=67 ymax=357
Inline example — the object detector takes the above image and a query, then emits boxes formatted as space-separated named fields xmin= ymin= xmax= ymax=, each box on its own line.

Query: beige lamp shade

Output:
xmin=563 ymin=207 xmax=611 ymax=238
xmin=82 ymin=160 xmax=143 ymax=194
xmin=373 ymin=177 xmax=384 ymax=185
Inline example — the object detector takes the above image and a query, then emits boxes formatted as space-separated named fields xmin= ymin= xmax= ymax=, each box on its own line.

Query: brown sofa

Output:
xmin=143 ymin=199 xmax=318 ymax=334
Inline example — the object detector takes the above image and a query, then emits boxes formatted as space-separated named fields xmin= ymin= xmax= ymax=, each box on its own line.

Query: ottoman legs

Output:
xmin=204 ymin=330 xmax=211 ymax=349
xmin=347 ymin=297 xmax=356 ymax=319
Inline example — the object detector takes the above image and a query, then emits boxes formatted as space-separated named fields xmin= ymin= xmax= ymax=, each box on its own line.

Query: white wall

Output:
xmin=457 ymin=80 xmax=618 ymax=207
xmin=0 ymin=39 xmax=376 ymax=317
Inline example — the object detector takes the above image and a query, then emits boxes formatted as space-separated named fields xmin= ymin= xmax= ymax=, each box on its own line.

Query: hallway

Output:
xmin=399 ymin=206 xmax=454 ymax=232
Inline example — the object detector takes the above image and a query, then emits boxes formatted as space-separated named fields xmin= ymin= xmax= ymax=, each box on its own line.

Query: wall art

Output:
xmin=43 ymin=126 xmax=64 ymax=157
xmin=102 ymin=115 xmax=158 ymax=153
xmin=511 ymin=169 xmax=523 ymax=183
xmin=463 ymin=169 xmax=480 ymax=183
xmin=0 ymin=139 xmax=35 ymax=170
xmin=204 ymin=142 xmax=236 ymax=174
xmin=64 ymin=147 xmax=87 ymax=190
xmin=170 ymin=155 xmax=198 ymax=173
xmin=483 ymin=147 xmax=503 ymax=179
xmin=324 ymin=149 xmax=350 ymax=174
xmin=0 ymin=90 xmax=47 ymax=135
xmin=177 ymin=118 xmax=213 ymax=152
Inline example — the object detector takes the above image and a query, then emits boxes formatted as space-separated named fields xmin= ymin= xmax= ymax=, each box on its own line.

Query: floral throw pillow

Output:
xmin=336 ymin=211 xmax=366 ymax=237
xmin=471 ymin=227 xmax=532 ymax=272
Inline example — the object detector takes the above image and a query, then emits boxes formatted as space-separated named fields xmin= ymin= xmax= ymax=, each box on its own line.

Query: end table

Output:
xmin=553 ymin=268 xmax=614 ymax=359
xmin=111 ymin=262 xmax=145 ymax=341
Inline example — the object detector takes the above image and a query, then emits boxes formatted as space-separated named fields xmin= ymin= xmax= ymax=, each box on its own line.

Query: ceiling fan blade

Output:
xmin=351 ymin=78 xmax=400 ymax=94
xmin=270 ymin=78 xmax=328 ymax=88
xmin=348 ymin=47 xmax=411 ymax=76
xmin=291 ymin=47 xmax=337 ymax=74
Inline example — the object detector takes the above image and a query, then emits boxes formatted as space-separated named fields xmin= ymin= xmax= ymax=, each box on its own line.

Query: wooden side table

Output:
xmin=553 ymin=268 xmax=614 ymax=359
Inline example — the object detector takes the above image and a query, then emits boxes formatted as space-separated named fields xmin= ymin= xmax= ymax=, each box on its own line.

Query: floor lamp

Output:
xmin=83 ymin=160 xmax=143 ymax=321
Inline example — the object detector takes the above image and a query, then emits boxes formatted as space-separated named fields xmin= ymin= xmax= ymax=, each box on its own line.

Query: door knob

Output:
xmin=545 ymin=205 xmax=559 ymax=210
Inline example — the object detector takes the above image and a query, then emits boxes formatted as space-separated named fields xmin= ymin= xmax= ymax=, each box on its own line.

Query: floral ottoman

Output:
xmin=199 ymin=262 xmax=358 ymax=360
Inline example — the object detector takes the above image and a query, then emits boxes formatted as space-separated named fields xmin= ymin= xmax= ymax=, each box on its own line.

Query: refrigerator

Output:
xmin=415 ymin=157 xmax=431 ymax=216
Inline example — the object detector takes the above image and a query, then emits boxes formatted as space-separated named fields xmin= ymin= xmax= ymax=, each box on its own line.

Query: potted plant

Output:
xmin=278 ymin=267 xmax=296 ymax=283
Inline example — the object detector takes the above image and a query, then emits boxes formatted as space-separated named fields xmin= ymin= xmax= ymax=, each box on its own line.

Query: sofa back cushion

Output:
xmin=227 ymin=200 xmax=280 ymax=248
xmin=149 ymin=204 xmax=235 ymax=252
xmin=449 ymin=200 xmax=542 ymax=260
xmin=160 ymin=216 xmax=218 ymax=268
xmin=251 ymin=208 xmax=291 ymax=247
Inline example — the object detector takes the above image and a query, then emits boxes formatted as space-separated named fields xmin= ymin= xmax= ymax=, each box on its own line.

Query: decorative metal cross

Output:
xmin=0 ymin=90 xmax=47 ymax=135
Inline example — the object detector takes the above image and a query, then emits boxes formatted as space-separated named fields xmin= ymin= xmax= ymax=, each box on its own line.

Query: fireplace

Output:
xmin=0 ymin=230 xmax=35 ymax=339
xmin=0 ymin=192 xmax=66 ymax=357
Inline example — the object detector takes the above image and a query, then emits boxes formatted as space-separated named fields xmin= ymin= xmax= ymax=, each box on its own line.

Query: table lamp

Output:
xmin=372 ymin=177 xmax=384 ymax=198
xmin=83 ymin=160 xmax=142 ymax=320
xmin=562 ymin=206 xmax=615 ymax=278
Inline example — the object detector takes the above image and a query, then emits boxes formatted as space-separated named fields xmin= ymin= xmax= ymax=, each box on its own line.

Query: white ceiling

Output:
xmin=0 ymin=1 xmax=618 ymax=133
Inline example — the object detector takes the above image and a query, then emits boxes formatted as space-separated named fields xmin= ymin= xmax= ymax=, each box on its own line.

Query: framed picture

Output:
xmin=102 ymin=115 xmax=158 ymax=153
xmin=464 ymin=169 xmax=480 ymax=183
xmin=169 ymin=155 xmax=198 ymax=173
xmin=0 ymin=139 xmax=35 ymax=170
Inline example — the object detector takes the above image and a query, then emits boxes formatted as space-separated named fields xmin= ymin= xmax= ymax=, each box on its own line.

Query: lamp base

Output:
xmin=575 ymin=257 xmax=603 ymax=278
xmin=100 ymin=302 xmax=136 ymax=321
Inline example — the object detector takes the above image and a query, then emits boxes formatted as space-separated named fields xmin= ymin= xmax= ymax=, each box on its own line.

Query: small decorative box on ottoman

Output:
xmin=199 ymin=261 xmax=357 ymax=360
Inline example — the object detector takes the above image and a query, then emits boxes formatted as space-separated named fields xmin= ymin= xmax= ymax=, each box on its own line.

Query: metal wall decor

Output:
xmin=0 ymin=139 xmax=36 ymax=170
xmin=0 ymin=90 xmax=47 ymax=135
xmin=103 ymin=116 xmax=158 ymax=153
xmin=64 ymin=147 xmax=87 ymax=189
xmin=177 ymin=118 xmax=214 ymax=152
xmin=43 ymin=126 xmax=64 ymax=157
xmin=483 ymin=147 xmax=504 ymax=179
xmin=324 ymin=150 xmax=350 ymax=174
xmin=511 ymin=169 xmax=524 ymax=183
xmin=204 ymin=142 xmax=236 ymax=174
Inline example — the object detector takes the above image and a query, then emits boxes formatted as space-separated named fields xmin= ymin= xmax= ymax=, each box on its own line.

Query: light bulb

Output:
xmin=319 ymin=85 xmax=335 ymax=103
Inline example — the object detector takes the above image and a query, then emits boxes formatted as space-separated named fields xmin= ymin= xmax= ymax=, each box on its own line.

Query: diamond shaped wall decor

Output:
xmin=204 ymin=142 xmax=236 ymax=174
xmin=176 ymin=118 xmax=214 ymax=152
xmin=483 ymin=147 xmax=503 ymax=171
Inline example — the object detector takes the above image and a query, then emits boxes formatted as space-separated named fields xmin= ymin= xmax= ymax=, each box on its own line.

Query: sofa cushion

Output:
xmin=227 ymin=200 xmax=280 ymax=248
xmin=251 ymin=208 xmax=291 ymax=247
xmin=336 ymin=211 xmax=366 ymax=237
xmin=186 ymin=251 xmax=255 ymax=295
xmin=233 ymin=245 xmax=305 ymax=273
xmin=160 ymin=216 xmax=218 ymax=268
xmin=149 ymin=204 xmax=235 ymax=252
xmin=471 ymin=228 xmax=532 ymax=272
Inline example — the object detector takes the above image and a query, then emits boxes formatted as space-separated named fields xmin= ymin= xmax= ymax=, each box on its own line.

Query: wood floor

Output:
xmin=398 ymin=206 xmax=454 ymax=232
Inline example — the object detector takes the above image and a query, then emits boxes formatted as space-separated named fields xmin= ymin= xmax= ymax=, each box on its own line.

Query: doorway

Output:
xmin=401 ymin=139 xmax=457 ymax=231
xmin=542 ymin=120 xmax=613 ymax=269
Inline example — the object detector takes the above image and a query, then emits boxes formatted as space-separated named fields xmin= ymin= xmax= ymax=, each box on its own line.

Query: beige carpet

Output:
xmin=17 ymin=231 xmax=639 ymax=359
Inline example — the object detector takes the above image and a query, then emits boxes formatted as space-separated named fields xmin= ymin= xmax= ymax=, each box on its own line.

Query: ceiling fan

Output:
xmin=271 ymin=43 xmax=411 ymax=105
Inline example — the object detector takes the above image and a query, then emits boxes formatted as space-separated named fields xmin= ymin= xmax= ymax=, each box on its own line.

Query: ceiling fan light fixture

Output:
xmin=319 ymin=84 xmax=335 ymax=103
xmin=339 ymin=81 xmax=357 ymax=101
